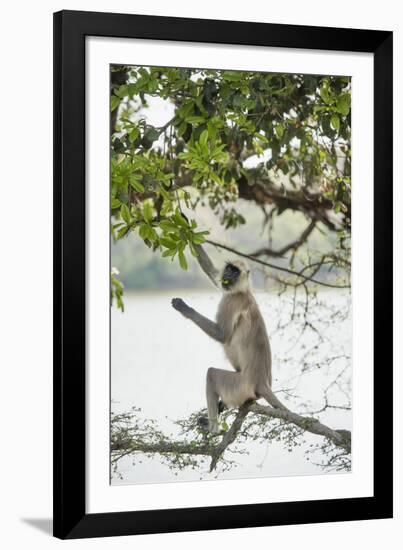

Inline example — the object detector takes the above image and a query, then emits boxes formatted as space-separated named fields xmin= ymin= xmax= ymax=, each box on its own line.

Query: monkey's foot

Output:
xmin=197 ymin=416 xmax=220 ymax=435
xmin=197 ymin=416 xmax=209 ymax=432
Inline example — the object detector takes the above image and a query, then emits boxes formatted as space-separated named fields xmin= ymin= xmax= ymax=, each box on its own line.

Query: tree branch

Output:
xmin=111 ymin=399 xmax=351 ymax=473
xmin=237 ymin=177 xmax=348 ymax=231
xmin=209 ymin=402 xmax=253 ymax=471
xmin=250 ymin=220 xmax=316 ymax=258
xmin=249 ymin=403 xmax=351 ymax=453
xmin=205 ymin=239 xmax=350 ymax=289
xmin=193 ymin=243 xmax=220 ymax=288
xmin=124 ymin=164 xmax=349 ymax=233
xmin=111 ymin=439 xmax=214 ymax=462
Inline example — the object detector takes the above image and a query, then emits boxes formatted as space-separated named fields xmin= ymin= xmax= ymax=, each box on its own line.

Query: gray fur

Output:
xmin=172 ymin=254 xmax=285 ymax=434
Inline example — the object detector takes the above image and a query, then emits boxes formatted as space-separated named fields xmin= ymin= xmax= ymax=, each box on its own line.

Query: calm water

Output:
xmin=111 ymin=289 xmax=351 ymax=485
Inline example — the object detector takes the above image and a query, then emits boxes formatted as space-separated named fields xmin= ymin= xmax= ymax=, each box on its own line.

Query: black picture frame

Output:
xmin=53 ymin=9 xmax=393 ymax=540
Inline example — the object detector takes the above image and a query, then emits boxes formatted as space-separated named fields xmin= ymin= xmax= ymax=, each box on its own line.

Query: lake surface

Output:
xmin=111 ymin=289 xmax=351 ymax=485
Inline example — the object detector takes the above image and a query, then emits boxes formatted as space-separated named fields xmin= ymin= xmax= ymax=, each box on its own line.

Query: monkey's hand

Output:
xmin=171 ymin=298 xmax=193 ymax=318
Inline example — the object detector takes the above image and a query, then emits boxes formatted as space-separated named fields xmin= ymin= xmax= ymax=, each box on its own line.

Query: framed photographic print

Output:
xmin=53 ymin=10 xmax=393 ymax=539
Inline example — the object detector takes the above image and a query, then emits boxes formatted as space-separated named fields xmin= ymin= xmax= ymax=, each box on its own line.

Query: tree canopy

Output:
xmin=111 ymin=65 xmax=351 ymax=309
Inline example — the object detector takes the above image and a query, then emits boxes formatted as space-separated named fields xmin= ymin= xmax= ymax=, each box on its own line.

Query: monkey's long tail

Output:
xmin=260 ymin=386 xmax=289 ymax=411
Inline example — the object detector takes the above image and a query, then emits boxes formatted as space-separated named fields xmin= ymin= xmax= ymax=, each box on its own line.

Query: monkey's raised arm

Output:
xmin=171 ymin=298 xmax=225 ymax=343
xmin=194 ymin=244 xmax=220 ymax=289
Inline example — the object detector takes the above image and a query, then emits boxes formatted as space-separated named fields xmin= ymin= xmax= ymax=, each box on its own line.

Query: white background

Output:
xmin=0 ymin=0 xmax=401 ymax=548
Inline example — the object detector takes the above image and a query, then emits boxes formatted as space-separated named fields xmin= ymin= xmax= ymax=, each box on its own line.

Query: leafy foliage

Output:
xmin=111 ymin=66 xmax=351 ymax=281
xmin=111 ymin=268 xmax=124 ymax=311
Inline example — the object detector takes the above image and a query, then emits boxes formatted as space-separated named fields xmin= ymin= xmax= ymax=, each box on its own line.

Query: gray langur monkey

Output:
xmin=171 ymin=245 xmax=285 ymax=434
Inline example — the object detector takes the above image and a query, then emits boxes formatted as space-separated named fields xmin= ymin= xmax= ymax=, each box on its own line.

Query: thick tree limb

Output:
xmin=126 ymin=165 xmax=349 ymax=233
xmin=237 ymin=177 xmax=348 ymax=231
xmin=250 ymin=220 xmax=317 ymax=258
xmin=249 ymin=403 xmax=351 ymax=453
xmin=209 ymin=402 xmax=253 ymax=471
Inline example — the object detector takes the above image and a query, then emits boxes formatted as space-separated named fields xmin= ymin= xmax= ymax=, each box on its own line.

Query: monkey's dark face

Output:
xmin=221 ymin=263 xmax=241 ymax=291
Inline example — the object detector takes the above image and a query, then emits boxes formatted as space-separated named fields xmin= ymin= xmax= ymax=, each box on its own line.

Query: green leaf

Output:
xmin=177 ymin=100 xmax=194 ymax=119
xmin=185 ymin=116 xmax=206 ymax=124
xmin=191 ymin=231 xmax=208 ymax=244
xmin=115 ymin=84 xmax=128 ymax=98
xmin=255 ymin=132 xmax=268 ymax=143
xmin=129 ymin=178 xmax=145 ymax=192
xmin=111 ymin=198 xmax=121 ymax=209
xmin=148 ymin=227 xmax=158 ymax=241
xmin=143 ymin=202 xmax=153 ymax=224
xmin=120 ymin=204 xmax=131 ymax=224
xmin=275 ymin=123 xmax=284 ymax=139
xmin=177 ymin=120 xmax=188 ymax=137
xmin=160 ymin=237 xmax=177 ymax=249
xmin=199 ymin=129 xmax=209 ymax=146
xmin=128 ymin=127 xmax=140 ymax=144
xmin=319 ymin=85 xmax=331 ymax=104
xmin=210 ymin=172 xmax=222 ymax=186
xmin=159 ymin=220 xmax=177 ymax=232
xmin=178 ymin=250 xmax=188 ymax=270
xmin=330 ymin=113 xmax=340 ymax=131
xmin=139 ymin=223 xmax=150 ymax=240
xmin=336 ymin=93 xmax=351 ymax=116
xmin=110 ymin=95 xmax=120 ymax=112
xmin=162 ymin=248 xmax=176 ymax=257
xmin=117 ymin=226 xmax=130 ymax=239
xmin=188 ymin=242 xmax=198 ymax=257
xmin=173 ymin=211 xmax=189 ymax=228
xmin=144 ymin=127 xmax=160 ymax=143
xmin=159 ymin=185 xmax=171 ymax=201
xmin=223 ymin=71 xmax=243 ymax=81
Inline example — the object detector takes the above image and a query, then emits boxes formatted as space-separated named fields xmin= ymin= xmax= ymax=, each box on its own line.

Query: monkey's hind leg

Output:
xmin=198 ymin=368 xmax=228 ymax=435
xmin=198 ymin=399 xmax=226 ymax=433
xmin=201 ymin=367 xmax=221 ymax=435
xmin=202 ymin=368 xmax=248 ymax=434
